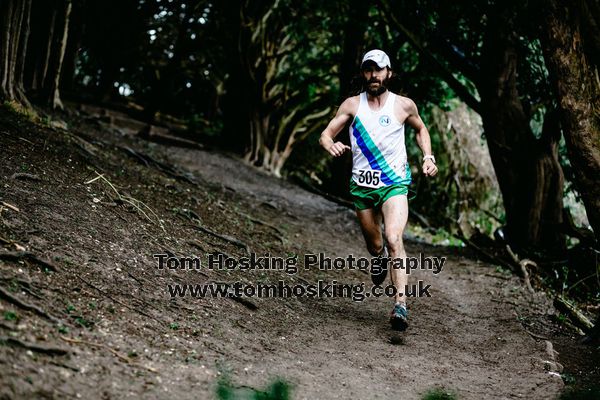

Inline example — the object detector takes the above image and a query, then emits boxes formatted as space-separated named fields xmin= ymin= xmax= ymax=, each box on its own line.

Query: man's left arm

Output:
xmin=404 ymin=99 xmax=438 ymax=177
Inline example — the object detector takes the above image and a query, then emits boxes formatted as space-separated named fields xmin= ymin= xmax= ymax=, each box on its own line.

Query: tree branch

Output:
xmin=379 ymin=0 xmax=482 ymax=114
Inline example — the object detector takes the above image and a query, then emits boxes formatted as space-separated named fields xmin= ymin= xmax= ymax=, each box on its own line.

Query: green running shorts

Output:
xmin=349 ymin=179 xmax=409 ymax=210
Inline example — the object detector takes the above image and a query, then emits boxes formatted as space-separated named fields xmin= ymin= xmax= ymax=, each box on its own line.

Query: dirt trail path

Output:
xmin=0 ymin=109 xmax=570 ymax=399
xmin=166 ymin=148 xmax=565 ymax=399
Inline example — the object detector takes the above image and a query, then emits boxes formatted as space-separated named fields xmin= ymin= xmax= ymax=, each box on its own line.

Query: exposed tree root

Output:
xmin=523 ymin=329 xmax=550 ymax=341
xmin=554 ymin=296 xmax=594 ymax=332
xmin=0 ymin=250 xmax=59 ymax=272
xmin=0 ymin=336 xmax=70 ymax=356
xmin=119 ymin=145 xmax=200 ymax=185
xmin=75 ymin=275 xmax=165 ymax=327
xmin=455 ymin=232 xmax=515 ymax=272
xmin=190 ymin=224 xmax=250 ymax=255
xmin=0 ymin=276 xmax=43 ymax=300
xmin=9 ymin=173 xmax=41 ymax=181
xmin=237 ymin=211 xmax=285 ymax=241
xmin=229 ymin=295 xmax=258 ymax=311
xmin=0 ymin=286 xmax=63 ymax=325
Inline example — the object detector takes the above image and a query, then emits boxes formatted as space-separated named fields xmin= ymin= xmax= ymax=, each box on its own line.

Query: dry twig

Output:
xmin=0 ymin=201 xmax=20 ymax=212
xmin=506 ymin=245 xmax=536 ymax=293
xmin=85 ymin=172 xmax=166 ymax=233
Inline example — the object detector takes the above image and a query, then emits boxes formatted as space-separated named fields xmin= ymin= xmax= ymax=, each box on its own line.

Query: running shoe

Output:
xmin=390 ymin=302 xmax=409 ymax=331
xmin=371 ymin=246 xmax=389 ymax=285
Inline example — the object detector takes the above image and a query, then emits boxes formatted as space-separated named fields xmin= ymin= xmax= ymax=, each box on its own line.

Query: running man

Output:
xmin=319 ymin=49 xmax=438 ymax=331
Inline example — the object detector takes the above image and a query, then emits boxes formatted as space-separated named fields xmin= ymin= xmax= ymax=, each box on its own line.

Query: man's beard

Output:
xmin=365 ymin=78 xmax=389 ymax=96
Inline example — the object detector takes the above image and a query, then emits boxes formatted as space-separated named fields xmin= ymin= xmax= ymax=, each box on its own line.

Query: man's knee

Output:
xmin=384 ymin=230 xmax=404 ymax=252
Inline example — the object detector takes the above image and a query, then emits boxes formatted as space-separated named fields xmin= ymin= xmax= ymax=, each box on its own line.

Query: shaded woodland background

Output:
xmin=0 ymin=0 xmax=598 ymax=315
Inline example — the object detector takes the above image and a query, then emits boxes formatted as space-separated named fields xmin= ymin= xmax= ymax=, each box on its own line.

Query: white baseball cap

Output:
xmin=361 ymin=49 xmax=391 ymax=69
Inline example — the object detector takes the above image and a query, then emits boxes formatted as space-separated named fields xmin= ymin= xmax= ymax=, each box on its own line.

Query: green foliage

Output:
xmin=75 ymin=316 xmax=92 ymax=328
xmin=3 ymin=311 xmax=18 ymax=322
xmin=216 ymin=375 xmax=291 ymax=400
xmin=422 ymin=387 xmax=458 ymax=400
xmin=216 ymin=376 xmax=235 ymax=400
xmin=65 ymin=0 xmax=594 ymax=263
xmin=408 ymin=225 xmax=465 ymax=247
xmin=2 ymin=100 xmax=38 ymax=122
xmin=430 ymin=229 xmax=465 ymax=247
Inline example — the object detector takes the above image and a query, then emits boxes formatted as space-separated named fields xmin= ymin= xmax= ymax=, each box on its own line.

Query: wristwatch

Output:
xmin=423 ymin=154 xmax=436 ymax=164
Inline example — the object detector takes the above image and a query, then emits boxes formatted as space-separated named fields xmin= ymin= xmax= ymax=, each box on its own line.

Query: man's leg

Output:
xmin=355 ymin=208 xmax=384 ymax=257
xmin=381 ymin=195 xmax=409 ymax=304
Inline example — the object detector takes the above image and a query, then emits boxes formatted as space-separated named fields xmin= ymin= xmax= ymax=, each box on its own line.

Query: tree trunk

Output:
xmin=40 ymin=5 xmax=57 ymax=91
xmin=46 ymin=0 xmax=71 ymax=109
xmin=478 ymin=9 xmax=566 ymax=257
xmin=540 ymin=0 xmax=600 ymax=245
xmin=14 ymin=0 xmax=32 ymax=106
xmin=0 ymin=0 xmax=15 ymax=100
xmin=23 ymin=0 xmax=56 ymax=93
xmin=7 ymin=0 xmax=24 ymax=101
xmin=589 ymin=310 xmax=600 ymax=343
xmin=217 ymin=0 xmax=253 ymax=153
xmin=0 ymin=0 xmax=32 ymax=106
xmin=381 ymin=2 xmax=568 ymax=256
xmin=326 ymin=0 xmax=370 ymax=198
xmin=60 ymin=0 xmax=84 ymax=93
xmin=338 ymin=0 xmax=370 ymax=101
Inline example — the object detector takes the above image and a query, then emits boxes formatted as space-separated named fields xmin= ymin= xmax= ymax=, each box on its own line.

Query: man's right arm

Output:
xmin=319 ymin=97 xmax=357 ymax=157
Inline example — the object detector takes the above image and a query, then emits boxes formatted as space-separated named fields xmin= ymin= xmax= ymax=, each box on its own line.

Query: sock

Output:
xmin=378 ymin=246 xmax=388 ymax=258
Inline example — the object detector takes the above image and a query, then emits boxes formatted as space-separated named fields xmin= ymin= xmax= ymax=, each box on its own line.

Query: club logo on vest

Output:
xmin=379 ymin=115 xmax=391 ymax=126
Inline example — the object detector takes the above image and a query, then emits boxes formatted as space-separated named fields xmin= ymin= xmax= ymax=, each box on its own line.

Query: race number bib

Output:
xmin=356 ymin=169 xmax=381 ymax=187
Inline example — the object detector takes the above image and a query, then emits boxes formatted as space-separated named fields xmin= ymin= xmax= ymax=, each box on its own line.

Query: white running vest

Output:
xmin=349 ymin=91 xmax=411 ymax=188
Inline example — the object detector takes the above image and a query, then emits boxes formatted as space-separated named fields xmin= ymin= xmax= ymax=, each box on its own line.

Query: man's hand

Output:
xmin=422 ymin=159 xmax=438 ymax=176
xmin=328 ymin=142 xmax=351 ymax=157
